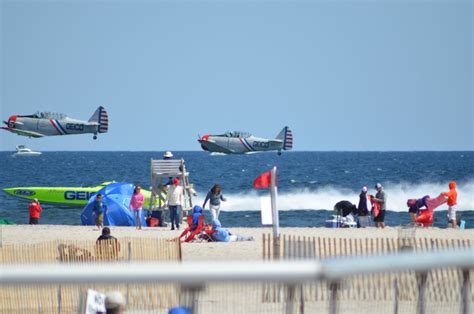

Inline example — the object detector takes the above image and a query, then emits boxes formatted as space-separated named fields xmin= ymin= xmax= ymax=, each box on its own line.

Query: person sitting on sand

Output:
xmin=96 ymin=227 xmax=120 ymax=260
xmin=211 ymin=219 xmax=254 ymax=242
xmin=97 ymin=227 xmax=116 ymax=242
xmin=407 ymin=195 xmax=430 ymax=223
xmin=442 ymin=181 xmax=458 ymax=228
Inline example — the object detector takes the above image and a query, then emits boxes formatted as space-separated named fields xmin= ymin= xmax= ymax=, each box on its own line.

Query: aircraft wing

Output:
xmin=0 ymin=127 xmax=44 ymax=138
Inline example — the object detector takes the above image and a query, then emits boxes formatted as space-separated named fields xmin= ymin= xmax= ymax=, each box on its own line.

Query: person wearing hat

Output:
xmin=166 ymin=178 xmax=184 ymax=230
xmin=406 ymin=195 xmax=430 ymax=223
xmin=28 ymin=198 xmax=42 ymax=224
xmin=371 ymin=183 xmax=387 ymax=228
xmin=104 ymin=291 xmax=126 ymax=314
xmin=163 ymin=151 xmax=174 ymax=160
xmin=357 ymin=186 xmax=369 ymax=216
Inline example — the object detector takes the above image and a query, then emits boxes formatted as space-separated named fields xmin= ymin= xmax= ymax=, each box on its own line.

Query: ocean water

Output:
xmin=0 ymin=151 xmax=473 ymax=228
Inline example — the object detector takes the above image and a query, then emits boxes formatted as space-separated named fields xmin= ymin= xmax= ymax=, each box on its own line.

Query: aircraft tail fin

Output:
xmin=276 ymin=126 xmax=293 ymax=150
xmin=89 ymin=106 xmax=109 ymax=133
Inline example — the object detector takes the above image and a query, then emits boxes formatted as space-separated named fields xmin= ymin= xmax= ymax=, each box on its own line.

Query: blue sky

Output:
xmin=1 ymin=0 xmax=472 ymax=151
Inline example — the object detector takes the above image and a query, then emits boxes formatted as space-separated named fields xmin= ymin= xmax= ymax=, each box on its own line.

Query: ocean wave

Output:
xmin=194 ymin=180 xmax=474 ymax=212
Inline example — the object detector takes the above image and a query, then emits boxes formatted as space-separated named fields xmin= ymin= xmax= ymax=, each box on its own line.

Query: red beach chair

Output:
xmin=180 ymin=215 xmax=205 ymax=243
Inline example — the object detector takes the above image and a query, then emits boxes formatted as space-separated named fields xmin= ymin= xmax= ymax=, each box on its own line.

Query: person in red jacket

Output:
xmin=29 ymin=198 xmax=43 ymax=225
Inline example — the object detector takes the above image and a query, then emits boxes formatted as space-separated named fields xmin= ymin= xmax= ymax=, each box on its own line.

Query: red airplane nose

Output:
xmin=8 ymin=115 xmax=17 ymax=128
xmin=201 ymin=134 xmax=209 ymax=141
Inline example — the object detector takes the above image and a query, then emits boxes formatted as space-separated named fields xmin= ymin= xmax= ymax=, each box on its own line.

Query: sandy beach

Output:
xmin=1 ymin=225 xmax=473 ymax=261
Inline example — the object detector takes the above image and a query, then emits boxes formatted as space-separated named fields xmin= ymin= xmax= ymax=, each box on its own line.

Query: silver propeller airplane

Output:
xmin=198 ymin=126 xmax=293 ymax=155
xmin=1 ymin=106 xmax=108 ymax=140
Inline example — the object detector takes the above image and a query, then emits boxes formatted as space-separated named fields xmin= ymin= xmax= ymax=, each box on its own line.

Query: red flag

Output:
xmin=253 ymin=171 xmax=272 ymax=189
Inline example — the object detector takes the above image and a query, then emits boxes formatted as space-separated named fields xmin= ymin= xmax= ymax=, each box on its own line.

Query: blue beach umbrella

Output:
xmin=81 ymin=182 xmax=146 ymax=227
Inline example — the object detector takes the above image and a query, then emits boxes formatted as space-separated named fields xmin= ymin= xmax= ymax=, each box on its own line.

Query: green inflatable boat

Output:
xmin=2 ymin=182 xmax=156 ymax=207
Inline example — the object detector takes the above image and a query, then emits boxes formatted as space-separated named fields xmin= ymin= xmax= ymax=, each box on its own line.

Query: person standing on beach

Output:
xmin=442 ymin=181 xmax=458 ymax=228
xmin=130 ymin=186 xmax=144 ymax=230
xmin=28 ymin=198 xmax=42 ymax=224
xmin=92 ymin=194 xmax=105 ymax=230
xmin=166 ymin=178 xmax=183 ymax=230
xmin=371 ymin=183 xmax=387 ymax=228
xmin=357 ymin=186 xmax=369 ymax=216
xmin=203 ymin=184 xmax=227 ymax=221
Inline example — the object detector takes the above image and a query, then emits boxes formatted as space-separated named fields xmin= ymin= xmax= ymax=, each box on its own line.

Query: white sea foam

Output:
xmin=195 ymin=180 xmax=474 ymax=212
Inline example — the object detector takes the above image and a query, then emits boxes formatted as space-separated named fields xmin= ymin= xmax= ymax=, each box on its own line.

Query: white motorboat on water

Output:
xmin=12 ymin=145 xmax=42 ymax=157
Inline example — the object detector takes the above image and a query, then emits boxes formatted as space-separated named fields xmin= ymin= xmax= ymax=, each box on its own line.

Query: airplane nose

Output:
xmin=200 ymin=134 xmax=209 ymax=142
xmin=8 ymin=115 xmax=17 ymax=128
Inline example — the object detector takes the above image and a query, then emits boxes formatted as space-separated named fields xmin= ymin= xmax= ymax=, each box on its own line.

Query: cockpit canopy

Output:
xmin=223 ymin=131 xmax=251 ymax=138
xmin=19 ymin=111 xmax=67 ymax=120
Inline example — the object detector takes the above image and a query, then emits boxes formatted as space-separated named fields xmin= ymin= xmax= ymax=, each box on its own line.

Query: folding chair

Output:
xmin=181 ymin=215 xmax=205 ymax=243
xmin=178 ymin=216 xmax=194 ymax=242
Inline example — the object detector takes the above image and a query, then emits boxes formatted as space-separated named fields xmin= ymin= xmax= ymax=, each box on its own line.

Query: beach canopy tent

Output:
xmin=81 ymin=182 xmax=146 ymax=227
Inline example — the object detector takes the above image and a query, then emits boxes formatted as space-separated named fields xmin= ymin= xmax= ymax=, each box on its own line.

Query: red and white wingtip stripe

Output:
xmin=284 ymin=127 xmax=293 ymax=150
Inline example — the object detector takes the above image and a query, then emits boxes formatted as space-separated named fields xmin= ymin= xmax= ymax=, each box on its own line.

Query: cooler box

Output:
xmin=325 ymin=219 xmax=341 ymax=228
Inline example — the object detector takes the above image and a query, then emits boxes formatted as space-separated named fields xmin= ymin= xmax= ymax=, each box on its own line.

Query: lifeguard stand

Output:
xmin=149 ymin=159 xmax=194 ymax=221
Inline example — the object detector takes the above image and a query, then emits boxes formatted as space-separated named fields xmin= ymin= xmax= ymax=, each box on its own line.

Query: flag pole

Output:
xmin=270 ymin=166 xmax=280 ymax=259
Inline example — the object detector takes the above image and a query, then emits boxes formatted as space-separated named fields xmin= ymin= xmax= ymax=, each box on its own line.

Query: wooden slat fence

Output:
xmin=0 ymin=237 xmax=182 ymax=313
xmin=262 ymin=233 xmax=473 ymax=310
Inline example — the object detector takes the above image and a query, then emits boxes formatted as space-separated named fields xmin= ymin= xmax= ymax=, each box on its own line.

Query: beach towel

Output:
xmin=425 ymin=194 xmax=448 ymax=211
xmin=368 ymin=195 xmax=380 ymax=218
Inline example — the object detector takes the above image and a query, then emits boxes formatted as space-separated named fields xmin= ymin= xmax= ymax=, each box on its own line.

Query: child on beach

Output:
xmin=130 ymin=186 xmax=144 ymax=230
xmin=92 ymin=194 xmax=105 ymax=230
xmin=203 ymin=184 xmax=227 ymax=221
xmin=442 ymin=181 xmax=458 ymax=228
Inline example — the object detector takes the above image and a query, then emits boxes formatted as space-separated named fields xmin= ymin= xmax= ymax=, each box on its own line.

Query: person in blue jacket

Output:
xmin=92 ymin=194 xmax=106 ymax=230
xmin=407 ymin=195 xmax=430 ymax=223
xmin=211 ymin=219 xmax=254 ymax=242
xmin=191 ymin=205 xmax=203 ymax=231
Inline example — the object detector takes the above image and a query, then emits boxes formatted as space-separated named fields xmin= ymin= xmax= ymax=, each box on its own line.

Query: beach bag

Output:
xmin=147 ymin=217 xmax=160 ymax=227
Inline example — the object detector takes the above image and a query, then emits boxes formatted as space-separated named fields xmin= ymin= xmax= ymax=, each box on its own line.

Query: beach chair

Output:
xmin=178 ymin=216 xmax=194 ymax=242
xmin=180 ymin=215 xmax=205 ymax=243
xmin=197 ymin=224 xmax=216 ymax=242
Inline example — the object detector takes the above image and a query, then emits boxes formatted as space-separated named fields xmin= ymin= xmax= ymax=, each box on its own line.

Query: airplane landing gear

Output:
xmin=93 ymin=135 xmax=97 ymax=140
xmin=277 ymin=150 xmax=282 ymax=156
